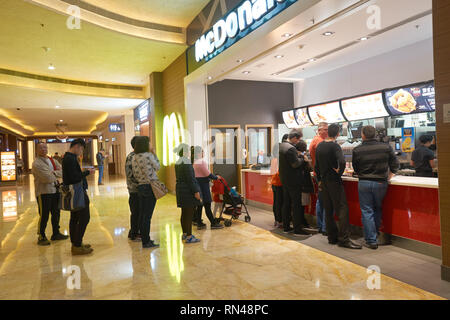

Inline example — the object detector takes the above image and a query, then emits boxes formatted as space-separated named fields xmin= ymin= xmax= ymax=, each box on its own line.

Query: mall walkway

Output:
xmin=0 ymin=175 xmax=444 ymax=300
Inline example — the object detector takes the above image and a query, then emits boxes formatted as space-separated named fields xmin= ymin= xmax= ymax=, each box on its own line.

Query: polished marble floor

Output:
xmin=0 ymin=174 xmax=445 ymax=300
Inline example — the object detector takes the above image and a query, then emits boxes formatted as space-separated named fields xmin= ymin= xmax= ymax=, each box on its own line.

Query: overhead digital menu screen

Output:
xmin=307 ymin=101 xmax=345 ymax=125
xmin=341 ymin=92 xmax=389 ymax=121
xmin=384 ymin=82 xmax=435 ymax=116
xmin=294 ymin=108 xmax=313 ymax=127
xmin=282 ymin=110 xmax=298 ymax=129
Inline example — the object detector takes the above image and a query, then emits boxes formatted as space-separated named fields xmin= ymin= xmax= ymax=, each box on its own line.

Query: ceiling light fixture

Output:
xmin=236 ymin=59 xmax=244 ymax=63
xmin=308 ymin=58 xmax=317 ymax=62
xmin=59 ymin=120 xmax=63 ymax=122
xmin=274 ymin=55 xmax=284 ymax=59
xmin=48 ymin=64 xmax=55 ymax=70
xmin=55 ymin=105 xmax=60 ymax=109
xmin=282 ymin=33 xmax=293 ymax=38
xmin=242 ymin=71 xmax=251 ymax=75
xmin=359 ymin=37 xmax=369 ymax=41
xmin=271 ymin=73 xmax=279 ymax=76
xmin=322 ymin=31 xmax=335 ymax=36
xmin=207 ymin=76 xmax=213 ymax=80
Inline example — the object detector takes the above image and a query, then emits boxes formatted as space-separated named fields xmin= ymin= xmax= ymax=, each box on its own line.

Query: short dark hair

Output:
xmin=134 ymin=136 xmax=150 ymax=154
xmin=131 ymin=136 xmax=138 ymax=149
xmin=70 ymin=138 xmax=86 ymax=149
xmin=328 ymin=124 xmax=340 ymax=138
xmin=419 ymin=135 xmax=433 ymax=144
xmin=362 ymin=125 xmax=376 ymax=139
xmin=296 ymin=140 xmax=307 ymax=152
xmin=282 ymin=134 xmax=289 ymax=143
xmin=55 ymin=152 xmax=58 ymax=155
xmin=288 ymin=129 xmax=303 ymax=140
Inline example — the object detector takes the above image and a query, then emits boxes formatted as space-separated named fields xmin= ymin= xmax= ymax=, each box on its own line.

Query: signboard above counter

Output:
xmin=281 ymin=80 xmax=435 ymax=128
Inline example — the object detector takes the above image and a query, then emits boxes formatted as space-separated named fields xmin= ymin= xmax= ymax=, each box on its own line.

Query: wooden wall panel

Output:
xmin=433 ymin=0 xmax=450 ymax=279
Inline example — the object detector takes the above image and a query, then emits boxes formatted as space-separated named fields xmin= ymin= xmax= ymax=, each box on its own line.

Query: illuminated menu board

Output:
xmin=294 ymin=108 xmax=314 ymax=127
xmin=2 ymin=191 xmax=17 ymax=221
xmin=341 ymin=92 xmax=389 ymax=121
xmin=282 ymin=110 xmax=298 ymax=129
xmin=308 ymin=101 xmax=345 ymax=125
xmin=1 ymin=152 xmax=16 ymax=182
xmin=384 ymin=82 xmax=435 ymax=116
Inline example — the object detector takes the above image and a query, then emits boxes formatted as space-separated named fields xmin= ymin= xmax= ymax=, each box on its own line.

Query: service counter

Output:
xmin=240 ymin=169 xmax=441 ymax=247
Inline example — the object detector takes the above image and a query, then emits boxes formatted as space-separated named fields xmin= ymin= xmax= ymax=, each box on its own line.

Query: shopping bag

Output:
xmin=59 ymin=181 xmax=86 ymax=211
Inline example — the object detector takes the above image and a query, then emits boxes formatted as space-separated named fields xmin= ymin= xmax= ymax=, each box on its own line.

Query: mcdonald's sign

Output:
xmin=163 ymin=112 xmax=185 ymax=166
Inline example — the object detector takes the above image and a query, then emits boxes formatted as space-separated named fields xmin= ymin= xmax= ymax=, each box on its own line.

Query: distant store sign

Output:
xmin=194 ymin=0 xmax=297 ymax=63
xmin=139 ymin=102 xmax=149 ymax=122
xmin=109 ymin=123 xmax=123 ymax=132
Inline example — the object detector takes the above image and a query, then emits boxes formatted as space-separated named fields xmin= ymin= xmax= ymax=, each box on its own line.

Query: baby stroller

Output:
xmin=212 ymin=176 xmax=251 ymax=227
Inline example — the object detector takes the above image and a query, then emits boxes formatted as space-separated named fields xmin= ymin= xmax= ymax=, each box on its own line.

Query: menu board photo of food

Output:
xmin=341 ymin=93 xmax=389 ymax=121
xmin=1 ymin=152 xmax=17 ymax=182
xmin=384 ymin=82 xmax=435 ymax=116
xmin=294 ymin=108 xmax=313 ymax=127
xmin=282 ymin=110 xmax=299 ymax=129
xmin=308 ymin=101 xmax=345 ymax=125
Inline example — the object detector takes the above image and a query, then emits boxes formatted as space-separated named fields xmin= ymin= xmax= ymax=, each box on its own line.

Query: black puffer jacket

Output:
xmin=175 ymin=157 xmax=201 ymax=208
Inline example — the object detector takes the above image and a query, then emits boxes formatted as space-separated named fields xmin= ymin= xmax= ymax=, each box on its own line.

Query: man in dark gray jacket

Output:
xmin=279 ymin=129 xmax=311 ymax=236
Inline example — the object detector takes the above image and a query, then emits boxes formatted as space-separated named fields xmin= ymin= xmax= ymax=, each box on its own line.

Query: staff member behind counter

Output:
xmin=411 ymin=135 xmax=436 ymax=177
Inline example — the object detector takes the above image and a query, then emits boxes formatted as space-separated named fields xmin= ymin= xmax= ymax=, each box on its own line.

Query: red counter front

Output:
xmin=242 ymin=169 xmax=441 ymax=247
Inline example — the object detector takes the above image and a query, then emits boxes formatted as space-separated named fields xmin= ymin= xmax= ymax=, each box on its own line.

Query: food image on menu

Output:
xmin=294 ymin=108 xmax=313 ymax=127
xmin=282 ymin=110 xmax=298 ymax=129
xmin=390 ymin=89 xmax=417 ymax=113
xmin=384 ymin=82 xmax=435 ymax=115
xmin=308 ymin=101 xmax=345 ymax=125
xmin=341 ymin=93 xmax=389 ymax=121
xmin=1 ymin=152 xmax=16 ymax=182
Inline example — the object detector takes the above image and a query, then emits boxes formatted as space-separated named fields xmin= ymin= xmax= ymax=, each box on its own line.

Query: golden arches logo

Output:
xmin=163 ymin=113 xmax=185 ymax=166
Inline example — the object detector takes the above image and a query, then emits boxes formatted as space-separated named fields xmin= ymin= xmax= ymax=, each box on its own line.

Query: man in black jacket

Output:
xmin=352 ymin=125 xmax=399 ymax=249
xmin=279 ymin=129 xmax=311 ymax=236
xmin=315 ymin=124 xmax=361 ymax=249
xmin=63 ymin=139 xmax=95 ymax=255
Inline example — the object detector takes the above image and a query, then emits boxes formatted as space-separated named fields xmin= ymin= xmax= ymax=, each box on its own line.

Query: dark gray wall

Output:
xmin=207 ymin=79 xmax=293 ymax=126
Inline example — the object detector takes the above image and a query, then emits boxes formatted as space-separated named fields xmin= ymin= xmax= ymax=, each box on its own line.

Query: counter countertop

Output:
xmin=341 ymin=175 xmax=438 ymax=189
xmin=241 ymin=168 xmax=272 ymax=175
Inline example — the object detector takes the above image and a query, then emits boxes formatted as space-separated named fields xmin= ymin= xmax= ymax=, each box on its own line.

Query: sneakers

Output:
xmin=185 ymin=235 xmax=201 ymax=244
xmin=37 ymin=236 xmax=51 ymax=246
xmin=142 ymin=240 xmax=159 ymax=249
xmin=363 ymin=242 xmax=379 ymax=250
xmin=182 ymin=234 xmax=187 ymax=241
xmin=51 ymin=233 xmax=69 ymax=241
xmin=81 ymin=243 xmax=92 ymax=249
xmin=283 ymin=228 xmax=294 ymax=234
xmin=211 ymin=223 xmax=224 ymax=229
xmin=293 ymin=230 xmax=311 ymax=237
xmin=197 ymin=222 xmax=207 ymax=230
xmin=71 ymin=245 xmax=93 ymax=255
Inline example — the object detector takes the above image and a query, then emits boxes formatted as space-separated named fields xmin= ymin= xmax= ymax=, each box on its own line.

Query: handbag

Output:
xmin=150 ymin=179 xmax=168 ymax=200
xmin=59 ymin=181 xmax=86 ymax=211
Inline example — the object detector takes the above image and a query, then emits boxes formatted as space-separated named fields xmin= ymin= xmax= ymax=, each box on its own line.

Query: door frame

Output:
xmin=208 ymin=124 xmax=242 ymax=193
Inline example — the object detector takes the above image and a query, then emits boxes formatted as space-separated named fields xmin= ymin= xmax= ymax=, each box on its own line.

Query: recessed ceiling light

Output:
xmin=48 ymin=64 xmax=55 ymax=70
xmin=242 ymin=71 xmax=251 ymax=75
xmin=236 ymin=59 xmax=244 ymax=63
xmin=308 ymin=58 xmax=317 ymax=62
xmin=207 ymin=76 xmax=213 ymax=80
xmin=271 ymin=73 xmax=279 ymax=76
xmin=55 ymin=105 xmax=60 ymax=109
xmin=274 ymin=55 xmax=284 ymax=59
xmin=359 ymin=37 xmax=369 ymax=41
xmin=59 ymin=120 xmax=63 ymax=122
xmin=282 ymin=33 xmax=293 ymax=38
xmin=322 ymin=31 xmax=335 ymax=36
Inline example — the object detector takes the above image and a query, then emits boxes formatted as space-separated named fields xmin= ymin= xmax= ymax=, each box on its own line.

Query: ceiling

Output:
xmin=81 ymin=0 xmax=210 ymax=27
xmin=224 ymin=0 xmax=433 ymax=82
xmin=0 ymin=0 xmax=209 ymax=135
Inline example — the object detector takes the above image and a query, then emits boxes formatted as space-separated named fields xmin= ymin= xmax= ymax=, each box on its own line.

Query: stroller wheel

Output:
xmin=245 ymin=216 xmax=251 ymax=223
xmin=224 ymin=220 xmax=232 ymax=227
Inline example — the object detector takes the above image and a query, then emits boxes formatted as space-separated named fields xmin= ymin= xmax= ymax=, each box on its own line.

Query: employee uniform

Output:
xmin=132 ymin=152 xmax=160 ymax=246
xmin=125 ymin=151 xmax=140 ymax=238
xmin=411 ymin=145 xmax=435 ymax=177
xmin=279 ymin=141 xmax=307 ymax=233
xmin=315 ymin=141 xmax=350 ymax=244
xmin=32 ymin=156 xmax=63 ymax=239
xmin=352 ymin=139 xmax=399 ymax=245
xmin=309 ymin=135 xmax=326 ymax=233
xmin=62 ymin=152 xmax=91 ymax=248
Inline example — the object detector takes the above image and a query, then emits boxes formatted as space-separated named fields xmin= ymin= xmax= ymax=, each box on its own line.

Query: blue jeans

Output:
xmin=98 ymin=166 xmax=104 ymax=184
xmin=316 ymin=191 xmax=326 ymax=232
xmin=358 ymin=180 xmax=388 ymax=245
